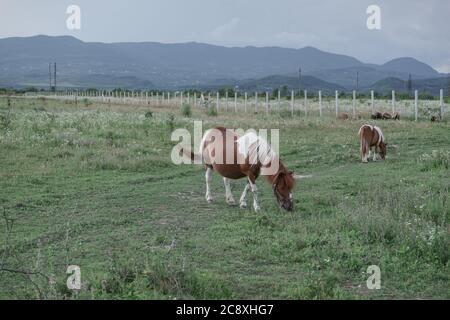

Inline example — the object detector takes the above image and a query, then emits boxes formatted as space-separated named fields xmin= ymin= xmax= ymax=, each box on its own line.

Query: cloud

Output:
xmin=211 ymin=17 xmax=240 ymax=39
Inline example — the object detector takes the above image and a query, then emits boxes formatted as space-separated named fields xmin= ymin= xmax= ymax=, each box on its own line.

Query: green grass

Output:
xmin=0 ymin=96 xmax=449 ymax=299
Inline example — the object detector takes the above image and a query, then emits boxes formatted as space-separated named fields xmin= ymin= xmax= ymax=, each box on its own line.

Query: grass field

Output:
xmin=0 ymin=96 xmax=449 ymax=299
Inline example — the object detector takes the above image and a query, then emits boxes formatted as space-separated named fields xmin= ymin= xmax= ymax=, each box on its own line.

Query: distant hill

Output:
xmin=367 ymin=77 xmax=450 ymax=96
xmin=0 ymin=35 xmax=445 ymax=91
xmin=179 ymin=75 xmax=346 ymax=95
xmin=236 ymin=75 xmax=346 ymax=94
xmin=307 ymin=61 xmax=442 ymax=89
xmin=379 ymin=58 xmax=439 ymax=78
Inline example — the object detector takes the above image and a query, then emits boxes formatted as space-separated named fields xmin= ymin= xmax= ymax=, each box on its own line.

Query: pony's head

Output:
xmin=379 ymin=142 xmax=387 ymax=160
xmin=272 ymin=168 xmax=295 ymax=211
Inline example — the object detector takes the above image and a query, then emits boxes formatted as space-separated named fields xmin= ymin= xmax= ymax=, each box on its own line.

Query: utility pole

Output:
xmin=447 ymin=70 xmax=450 ymax=98
xmin=407 ymin=74 xmax=412 ymax=97
xmin=54 ymin=62 xmax=57 ymax=92
xmin=298 ymin=67 xmax=302 ymax=97
xmin=356 ymin=71 xmax=359 ymax=92
xmin=49 ymin=63 xmax=52 ymax=91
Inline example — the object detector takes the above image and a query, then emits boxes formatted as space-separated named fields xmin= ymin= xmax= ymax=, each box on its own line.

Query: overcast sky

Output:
xmin=1 ymin=0 xmax=449 ymax=71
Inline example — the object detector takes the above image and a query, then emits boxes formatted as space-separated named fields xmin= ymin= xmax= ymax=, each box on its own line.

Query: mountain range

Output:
xmin=0 ymin=35 xmax=448 ymax=95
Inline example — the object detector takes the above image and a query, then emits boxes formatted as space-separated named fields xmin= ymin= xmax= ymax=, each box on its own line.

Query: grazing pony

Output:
xmin=371 ymin=112 xmax=383 ymax=120
xmin=182 ymin=127 xmax=295 ymax=212
xmin=358 ymin=124 xmax=387 ymax=163
xmin=431 ymin=115 xmax=441 ymax=122
xmin=382 ymin=112 xmax=392 ymax=120
xmin=382 ymin=112 xmax=400 ymax=120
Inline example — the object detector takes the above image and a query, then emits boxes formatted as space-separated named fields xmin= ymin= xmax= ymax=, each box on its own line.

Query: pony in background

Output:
xmin=358 ymin=124 xmax=387 ymax=163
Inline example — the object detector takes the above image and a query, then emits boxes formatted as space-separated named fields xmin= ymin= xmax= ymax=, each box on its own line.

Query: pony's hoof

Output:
xmin=226 ymin=199 xmax=236 ymax=206
xmin=239 ymin=202 xmax=247 ymax=209
xmin=206 ymin=197 xmax=214 ymax=203
xmin=254 ymin=206 xmax=261 ymax=213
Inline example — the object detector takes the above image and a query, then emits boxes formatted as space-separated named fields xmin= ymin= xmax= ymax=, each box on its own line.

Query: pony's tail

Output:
xmin=359 ymin=126 xmax=369 ymax=160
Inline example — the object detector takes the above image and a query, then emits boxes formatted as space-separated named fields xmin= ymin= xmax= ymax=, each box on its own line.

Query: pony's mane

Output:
xmin=373 ymin=126 xmax=385 ymax=144
xmin=237 ymin=132 xmax=277 ymax=167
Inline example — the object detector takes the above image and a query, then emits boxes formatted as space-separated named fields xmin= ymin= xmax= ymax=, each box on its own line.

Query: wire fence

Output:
xmin=18 ymin=89 xmax=448 ymax=121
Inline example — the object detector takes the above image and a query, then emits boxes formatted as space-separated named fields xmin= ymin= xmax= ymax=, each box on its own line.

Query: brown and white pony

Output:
xmin=183 ymin=127 xmax=295 ymax=212
xmin=382 ymin=112 xmax=400 ymax=120
xmin=371 ymin=112 xmax=383 ymax=120
xmin=358 ymin=124 xmax=387 ymax=163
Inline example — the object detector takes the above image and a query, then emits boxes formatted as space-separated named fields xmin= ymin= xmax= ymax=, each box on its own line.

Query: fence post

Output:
xmin=193 ymin=92 xmax=196 ymax=108
xmin=244 ymin=92 xmax=247 ymax=112
xmin=304 ymin=90 xmax=308 ymax=116
xmin=414 ymin=90 xmax=418 ymax=121
xmin=371 ymin=90 xmax=375 ymax=113
xmin=187 ymin=92 xmax=190 ymax=105
xmin=352 ymin=90 xmax=356 ymax=117
xmin=180 ymin=91 xmax=183 ymax=107
xmin=440 ymin=89 xmax=444 ymax=119
xmin=319 ymin=90 xmax=322 ymax=117
xmin=234 ymin=92 xmax=237 ymax=113
xmin=335 ymin=91 xmax=339 ymax=118
xmin=225 ymin=91 xmax=228 ymax=112
xmin=255 ymin=92 xmax=258 ymax=113
xmin=392 ymin=90 xmax=395 ymax=113
xmin=291 ymin=90 xmax=294 ymax=116
xmin=266 ymin=92 xmax=269 ymax=114
xmin=216 ymin=92 xmax=220 ymax=112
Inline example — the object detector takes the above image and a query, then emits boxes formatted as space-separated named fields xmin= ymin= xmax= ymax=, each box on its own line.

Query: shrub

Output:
xmin=181 ymin=103 xmax=192 ymax=117
xmin=144 ymin=111 xmax=153 ymax=118
xmin=0 ymin=109 xmax=12 ymax=131
xmin=206 ymin=106 xmax=217 ymax=117
xmin=418 ymin=150 xmax=450 ymax=171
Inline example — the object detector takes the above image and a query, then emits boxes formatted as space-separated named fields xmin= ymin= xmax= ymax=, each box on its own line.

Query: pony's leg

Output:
xmin=248 ymin=178 xmax=260 ymax=212
xmin=361 ymin=141 xmax=368 ymax=163
xmin=223 ymin=177 xmax=235 ymax=205
xmin=360 ymin=144 xmax=364 ymax=162
xmin=239 ymin=183 xmax=249 ymax=209
xmin=372 ymin=146 xmax=378 ymax=161
xmin=205 ymin=167 xmax=214 ymax=203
